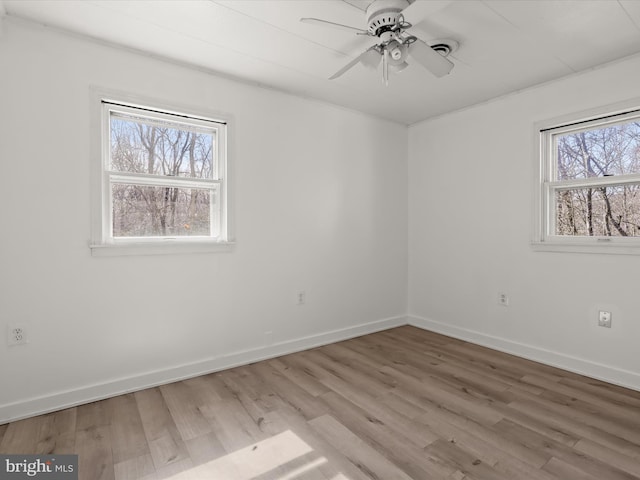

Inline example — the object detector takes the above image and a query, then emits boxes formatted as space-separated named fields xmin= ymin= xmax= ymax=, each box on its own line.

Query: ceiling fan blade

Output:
xmin=391 ymin=61 xmax=409 ymax=73
xmin=401 ymin=0 xmax=452 ymax=25
xmin=300 ymin=17 xmax=369 ymax=35
xmin=409 ymin=39 xmax=454 ymax=77
xmin=361 ymin=48 xmax=382 ymax=70
xmin=329 ymin=46 xmax=379 ymax=80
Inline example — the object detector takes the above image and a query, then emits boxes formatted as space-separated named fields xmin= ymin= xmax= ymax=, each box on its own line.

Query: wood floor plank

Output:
xmin=182 ymin=375 xmax=226 ymax=404
xmin=74 ymin=423 xmax=114 ymax=480
xmin=251 ymin=450 xmax=334 ymax=480
xmin=558 ymin=376 xmax=640 ymax=409
xmin=299 ymin=348 xmax=397 ymax=397
xmin=309 ymin=413 xmax=416 ymax=480
xmin=76 ymin=399 xmax=110 ymax=430
xmin=250 ymin=360 xmax=330 ymax=421
xmin=183 ymin=432 xmax=226 ymax=466
xmin=539 ymin=388 xmax=640 ymax=431
xmin=152 ymin=458 xmax=195 ymax=480
xmin=320 ymin=390 xmax=457 ymax=479
xmin=268 ymin=357 xmax=330 ymax=397
xmin=355 ymin=330 xmax=545 ymax=396
xmin=35 ymin=408 xmax=77 ymax=454
xmin=195 ymin=371 xmax=275 ymax=455
xmin=444 ymin=341 xmax=570 ymax=383
xmin=381 ymin=364 xmax=505 ymax=427
xmin=524 ymin=373 xmax=640 ymax=418
xmin=114 ymin=453 xmax=156 ymax=480
xmin=411 ymin=402 xmax=523 ymax=470
xmin=2 ymin=326 xmax=640 ymax=480
xmin=215 ymin=365 xmax=280 ymax=423
xmin=409 ymin=393 xmax=552 ymax=469
xmin=316 ymin=342 xmax=399 ymax=390
xmin=487 ymin=396 xmax=580 ymax=447
xmin=574 ymin=438 xmax=640 ymax=477
xmin=260 ymin=406 xmax=374 ymax=480
xmin=106 ymin=393 xmax=151 ymax=464
xmin=298 ymin=361 xmax=439 ymax=448
xmin=494 ymin=418 xmax=639 ymax=480
xmin=491 ymin=455 xmax=561 ymax=480
xmin=134 ymin=387 xmax=190 ymax=470
xmin=424 ymin=438 xmax=514 ymax=480
xmin=0 ymin=415 xmax=46 ymax=453
xmin=507 ymin=395 xmax=640 ymax=456
xmin=542 ymin=456 xmax=601 ymax=480
xmin=159 ymin=381 xmax=212 ymax=441
xmin=198 ymin=398 xmax=265 ymax=454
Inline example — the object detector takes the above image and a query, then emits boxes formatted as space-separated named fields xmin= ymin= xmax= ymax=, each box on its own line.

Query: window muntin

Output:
xmin=99 ymin=101 xmax=227 ymax=246
xmin=539 ymin=107 xmax=640 ymax=248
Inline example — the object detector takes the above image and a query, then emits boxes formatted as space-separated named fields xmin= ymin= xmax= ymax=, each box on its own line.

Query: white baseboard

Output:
xmin=0 ymin=315 xmax=407 ymax=424
xmin=408 ymin=314 xmax=640 ymax=393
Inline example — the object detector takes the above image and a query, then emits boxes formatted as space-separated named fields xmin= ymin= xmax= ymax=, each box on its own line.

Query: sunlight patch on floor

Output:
xmin=278 ymin=456 xmax=328 ymax=479
xmin=164 ymin=429 xmax=347 ymax=479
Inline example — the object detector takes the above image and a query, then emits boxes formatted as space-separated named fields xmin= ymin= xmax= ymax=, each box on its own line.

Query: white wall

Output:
xmin=408 ymin=55 xmax=640 ymax=390
xmin=0 ymin=20 xmax=408 ymax=422
xmin=5 ymin=15 xmax=639 ymax=425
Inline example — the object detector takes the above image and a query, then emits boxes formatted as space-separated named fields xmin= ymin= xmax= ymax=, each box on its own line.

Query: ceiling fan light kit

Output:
xmin=301 ymin=0 xmax=456 ymax=85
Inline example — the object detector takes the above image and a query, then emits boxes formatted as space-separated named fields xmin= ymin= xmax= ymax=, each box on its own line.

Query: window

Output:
xmin=535 ymin=102 xmax=640 ymax=254
xmin=91 ymin=93 xmax=232 ymax=256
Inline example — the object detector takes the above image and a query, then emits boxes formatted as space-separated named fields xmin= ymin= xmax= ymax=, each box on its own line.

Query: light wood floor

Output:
xmin=2 ymin=326 xmax=640 ymax=480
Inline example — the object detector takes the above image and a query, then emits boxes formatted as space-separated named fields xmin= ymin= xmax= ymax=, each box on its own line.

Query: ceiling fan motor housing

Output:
xmin=366 ymin=0 xmax=411 ymax=36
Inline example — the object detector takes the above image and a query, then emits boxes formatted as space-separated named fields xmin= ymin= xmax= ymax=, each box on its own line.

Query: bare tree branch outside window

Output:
xmin=109 ymin=115 xmax=216 ymax=238
xmin=555 ymin=122 xmax=640 ymax=237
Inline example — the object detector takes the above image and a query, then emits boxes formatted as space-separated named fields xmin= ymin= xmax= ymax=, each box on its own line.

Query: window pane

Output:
xmin=555 ymin=184 xmax=640 ymax=236
xmin=112 ymin=184 xmax=216 ymax=237
xmin=110 ymin=114 xmax=214 ymax=179
xmin=555 ymin=121 xmax=640 ymax=180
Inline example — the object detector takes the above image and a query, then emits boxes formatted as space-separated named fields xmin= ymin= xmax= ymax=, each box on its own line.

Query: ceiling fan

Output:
xmin=301 ymin=0 xmax=457 ymax=85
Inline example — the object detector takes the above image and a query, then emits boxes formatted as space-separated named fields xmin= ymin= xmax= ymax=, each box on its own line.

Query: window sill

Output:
xmin=90 ymin=241 xmax=235 ymax=257
xmin=532 ymin=241 xmax=640 ymax=255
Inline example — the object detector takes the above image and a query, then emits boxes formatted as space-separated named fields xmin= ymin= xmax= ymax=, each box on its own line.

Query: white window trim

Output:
xmin=89 ymin=87 xmax=234 ymax=256
xmin=533 ymin=98 xmax=640 ymax=255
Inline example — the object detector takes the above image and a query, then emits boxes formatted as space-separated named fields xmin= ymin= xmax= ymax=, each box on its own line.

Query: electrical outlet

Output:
xmin=8 ymin=324 xmax=27 ymax=346
xmin=498 ymin=292 xmax=509 ymax=306
xmin=297 ymin=291 xmax=306 ymax=305
xmin=598 ymin=311 xmax=612 ymax=328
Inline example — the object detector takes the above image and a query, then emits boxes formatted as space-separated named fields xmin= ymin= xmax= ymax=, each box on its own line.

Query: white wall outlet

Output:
xmin=498 ymin=292 xmax=509 ymax=306
xmin=297 ymin=291 xmax=306 ymax=305
xmin=598 ymin=310 xmax=612 ymax=328
xmin=8 ymin=324 xmax=28 ymax=346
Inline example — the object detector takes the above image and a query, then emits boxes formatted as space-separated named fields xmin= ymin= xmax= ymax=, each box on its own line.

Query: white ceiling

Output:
xmin=3 ymin=0 xmax=640 ymax=124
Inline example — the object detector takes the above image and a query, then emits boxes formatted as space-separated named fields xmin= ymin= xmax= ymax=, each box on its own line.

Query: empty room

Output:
xmin=1 ymin=0 xmax=640 ymax=479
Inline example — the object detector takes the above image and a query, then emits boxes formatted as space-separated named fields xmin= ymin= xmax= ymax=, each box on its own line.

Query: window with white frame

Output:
xmin=91 ymin=96 xmax=231 ymax=255
xmin=535 ymin=103 xmax=640 ymax=253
